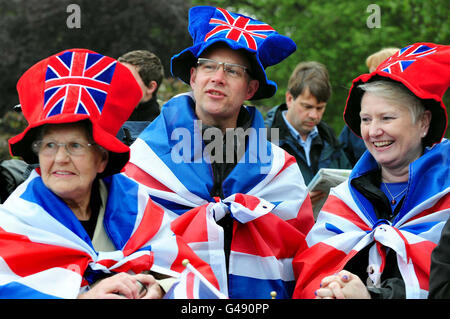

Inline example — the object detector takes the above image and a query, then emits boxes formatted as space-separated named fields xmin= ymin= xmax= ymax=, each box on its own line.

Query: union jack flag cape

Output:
xmin=293 ymin=139 xmax=450 ymax=299
xmin=0 ymin=170 xmax=218 ymax=299
xmin=124 ymin=93 xmax=314 ymax=298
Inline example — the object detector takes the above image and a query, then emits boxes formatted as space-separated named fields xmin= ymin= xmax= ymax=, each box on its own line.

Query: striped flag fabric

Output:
xmin=0 ymin=170 xmax=217 ymax=298
xmin=293 ymin=140 xmax=450 ymax=299
xmin=164 ymin=260 xmax=227 ymax=299
xmin=124 ymin=93 xmax=314 ymax=298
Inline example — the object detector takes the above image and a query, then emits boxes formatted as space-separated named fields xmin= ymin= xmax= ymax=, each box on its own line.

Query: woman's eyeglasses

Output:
xmin=32 ymin=140 xmax=95 ymax=156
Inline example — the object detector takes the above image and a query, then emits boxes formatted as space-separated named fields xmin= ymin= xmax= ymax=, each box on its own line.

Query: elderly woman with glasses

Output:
xmin=293 ymin=43 xmax=450 ymax=299
xmin=0 ymin=49 xmax=216 ymax=299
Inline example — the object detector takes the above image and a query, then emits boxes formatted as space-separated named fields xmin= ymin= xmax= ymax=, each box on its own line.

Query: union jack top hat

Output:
xmin=9 ymin=48 xmax=142 ymax=176
xmin=171 ymin=6 xmax=296 ymax=100
xmin=344 ymin=42 xmax=450 ymax=147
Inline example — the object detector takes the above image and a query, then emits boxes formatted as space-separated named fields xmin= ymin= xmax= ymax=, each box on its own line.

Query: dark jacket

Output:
xmin=338 ymin=125 xmax=367 ymax=166
xmin=0 ymin=159 xmax=35 ymax=203
xmin=116 ymin=98 xmax=160 ymax=145
xmin=429 ymin=217 xmax=450 ymax=299
xmin=266 ymin=104 xmax=351 ymax=185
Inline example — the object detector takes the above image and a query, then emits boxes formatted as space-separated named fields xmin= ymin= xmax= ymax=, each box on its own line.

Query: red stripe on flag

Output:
xmin=63 ymin=85 xmax=81 ymax=114
xmin=217 ymin=7 xmax=234 ymax=24
xmin=246 ymin=24 xmax=274 ymax=32
xmin=274 ymin=152 xmax=297 ymax=178
xmin=287 ymin=193 xmax=314 ymax=235
xmin=186 ymin=272 xmax=195 ymax=299
xmin=233 ymin=193 xmax=261 ymax=210
xmin=408 ymin=194 xmax=450 ymax=223
xmin=0 ymin=227 xmax=91 ymax=278
xmin=80 ymin=88 xmax=98 ymax=116
xmin=44 ymin=77 xmax=110 ymax=92
xmin=409 ymin=240 xmax=437 ymax=291
xmin=111 ymin=254 xmax=154 ymax=274
xmin=227 ymin=16 xmax=250 ymax=41
xmin=84 ymin=58 xmax=115 ymax=78
xmin=43 ymin=87 xmax=66 ymax=112
xmin=293 ymin=242 xmax=357 ymax=299
xmin=232 ymin=213 xmax=307 ymax=258
xmin=322 ymin=195 xmax=372 ymax=232
xmin=123 ymin=197 xmax=165 ymax=254
xmin=170 ymin=236 xmax=220 ymax=290
xmin=204 ymin=25 xmax=230 ymax=41
xmin=170 ymin=206 xmax=209 ymax=243
xmin=71 ymin=51 xmax=87 ymax=76
xmin=51 ymin=56 xmax=71 ymax=77
xmin=124 ymin=162 xmax=175 ymax=193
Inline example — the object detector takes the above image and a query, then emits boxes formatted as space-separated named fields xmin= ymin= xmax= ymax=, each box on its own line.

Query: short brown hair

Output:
xmin=287 ymin=61 xmax=331 ymax=102
xmin=118 ymin=50 xmax=164 ymax=92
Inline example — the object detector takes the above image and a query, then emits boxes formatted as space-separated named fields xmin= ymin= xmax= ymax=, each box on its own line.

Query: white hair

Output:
xmin=358 ymin=80 xmax=425 ymax=123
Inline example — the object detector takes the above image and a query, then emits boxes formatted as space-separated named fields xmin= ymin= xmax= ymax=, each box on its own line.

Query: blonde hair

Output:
xmin=366 ymin=48 xmax=400 ymax=71
xmin=358 ymin=80 xmax=425 ymax=123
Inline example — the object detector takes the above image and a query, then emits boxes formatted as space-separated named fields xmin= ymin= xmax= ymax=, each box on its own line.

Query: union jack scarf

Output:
xmin=293 ymin=139 xmax=450 ymax=299
xmin=0 ymin=170 xmax=218 ymax=299
xmin=124 ymin=93 xmax=314 ymax=298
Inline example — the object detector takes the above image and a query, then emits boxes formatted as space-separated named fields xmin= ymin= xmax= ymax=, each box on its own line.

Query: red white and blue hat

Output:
xmin=9 ymin=48 xmax=142 ymax=176
xmin=171 ymin=6 xmax=296 ymax=100
xmin=344 ymin=42 xmax=450 ymax=147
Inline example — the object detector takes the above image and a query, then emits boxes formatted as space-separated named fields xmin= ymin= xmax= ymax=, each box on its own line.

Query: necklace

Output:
xmin=383 ymin=182 xmax=407 ymax=205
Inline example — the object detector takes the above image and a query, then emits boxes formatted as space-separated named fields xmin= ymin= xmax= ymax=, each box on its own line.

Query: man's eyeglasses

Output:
xmin=197 ymin=58 xmax=249 ymax=79
xmin=32 ymin=140 xmax=95 ymax=157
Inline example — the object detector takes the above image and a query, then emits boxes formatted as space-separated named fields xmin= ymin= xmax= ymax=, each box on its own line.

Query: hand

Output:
xmin=309 ymin=190 xmax=327 ymax=206
xmin=134 ymin=273 xmax=164 ymax=299
xmin=315 ymin=270 xmax=371 ymax=299
xmin=79 ymin=272 xmax=163 ymax=299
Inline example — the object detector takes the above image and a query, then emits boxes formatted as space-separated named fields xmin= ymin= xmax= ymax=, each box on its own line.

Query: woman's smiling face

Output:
xmin=37 ymin=123 xmax=108 ymax=206
xmin=360 ymin=92 xmax=430 ymax=176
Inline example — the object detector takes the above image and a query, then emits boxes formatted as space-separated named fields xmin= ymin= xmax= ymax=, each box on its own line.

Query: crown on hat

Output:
xmin=9 ymin=48 xmax=142 ymax=176
xmin=171 ymin=6 xmax=296 ymax=100
xmin=344 ymin=42 xmax=450 ymax=146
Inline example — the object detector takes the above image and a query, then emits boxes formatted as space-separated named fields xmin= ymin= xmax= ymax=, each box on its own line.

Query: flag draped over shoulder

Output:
xmin=0 ymin=170 xmax=217 ymax=299
xmin=124 ymin=93 xmax=314 ymax=299
xmin=293 ymin=139 xmax=450 ymax=299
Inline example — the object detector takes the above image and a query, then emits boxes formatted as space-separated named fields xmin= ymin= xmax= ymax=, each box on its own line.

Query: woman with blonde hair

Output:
xmin=294 ymin=42 xmax=450 ymax=299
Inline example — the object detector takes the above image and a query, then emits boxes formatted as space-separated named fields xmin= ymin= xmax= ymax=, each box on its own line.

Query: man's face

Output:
xmin=190 ymin=46 xmax=259 ymax=131
xmin=122 ymin=62 xmax=155 ymax=103
xmin=285 ymin=87 xmax=327 ymax=140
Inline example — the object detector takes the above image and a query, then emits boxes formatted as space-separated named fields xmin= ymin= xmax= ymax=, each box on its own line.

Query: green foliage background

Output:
xmin=194 ymin=0 xmax=449 ymax=136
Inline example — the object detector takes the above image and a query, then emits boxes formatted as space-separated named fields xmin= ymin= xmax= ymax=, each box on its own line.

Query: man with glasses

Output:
xmin=124 ymin=6 xmax=314 ymax=299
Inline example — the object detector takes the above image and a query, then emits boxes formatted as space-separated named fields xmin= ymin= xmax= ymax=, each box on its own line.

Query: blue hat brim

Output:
xmin=170 ymin=38 xmax=277 ymax=100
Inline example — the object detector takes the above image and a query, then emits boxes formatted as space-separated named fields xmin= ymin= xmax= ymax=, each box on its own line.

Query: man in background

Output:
xmin=117 ymin=50 xmax=164 ymax=145
xmin=266 ymin=61 xmax=351 ymax=205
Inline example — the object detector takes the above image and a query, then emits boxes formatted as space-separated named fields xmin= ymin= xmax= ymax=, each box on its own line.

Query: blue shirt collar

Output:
xmin=281 ymin=110 xmax=318 ymax=143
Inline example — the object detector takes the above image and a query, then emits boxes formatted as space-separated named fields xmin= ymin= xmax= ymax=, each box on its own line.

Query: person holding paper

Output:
xmin=265 ymin=61 xmax=351 ymax=205
xmin=293 ymin=43 xmax=450 ymax=299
